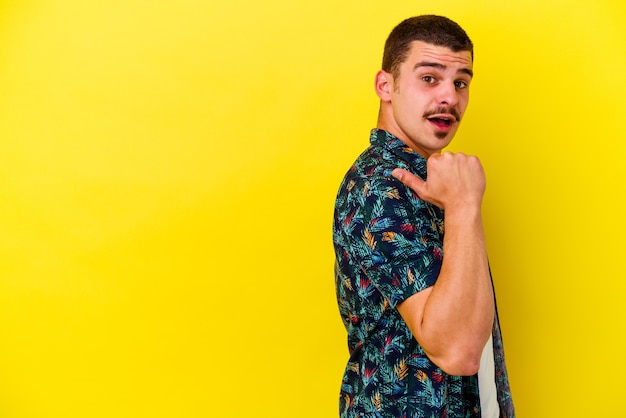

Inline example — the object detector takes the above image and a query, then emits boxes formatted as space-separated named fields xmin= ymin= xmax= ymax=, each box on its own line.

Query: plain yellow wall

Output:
xmin=1 ymin=0 xmax=625 ymax=416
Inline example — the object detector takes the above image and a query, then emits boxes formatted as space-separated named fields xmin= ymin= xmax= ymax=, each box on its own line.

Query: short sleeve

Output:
xmin=354 ymin=175 xmax=444 ymax=307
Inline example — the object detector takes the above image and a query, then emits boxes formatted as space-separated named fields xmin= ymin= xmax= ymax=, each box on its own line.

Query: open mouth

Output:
xmin=427 ymin=117 xmax=453 ymax=129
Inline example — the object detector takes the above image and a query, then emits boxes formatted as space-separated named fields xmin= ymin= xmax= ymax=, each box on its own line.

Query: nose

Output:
xmin=437 ymin=82 xmax=459 ymax=107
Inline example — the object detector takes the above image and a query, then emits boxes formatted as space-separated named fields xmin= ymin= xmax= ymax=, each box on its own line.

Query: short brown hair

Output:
xmin=382 ymin=15 xmax=473 ymax=78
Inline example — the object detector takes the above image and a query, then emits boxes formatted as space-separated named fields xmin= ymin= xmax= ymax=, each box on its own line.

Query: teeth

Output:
xmin=428 ymin=117 xmax=451 ymax=127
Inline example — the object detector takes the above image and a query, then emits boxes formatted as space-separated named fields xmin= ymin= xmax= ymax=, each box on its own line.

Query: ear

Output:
xmin=374 ymin=70 xmax=393 ymax=101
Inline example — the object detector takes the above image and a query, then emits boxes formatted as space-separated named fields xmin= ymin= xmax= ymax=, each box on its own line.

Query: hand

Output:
xmin=392 ymin=152 xmax=486 ymax=211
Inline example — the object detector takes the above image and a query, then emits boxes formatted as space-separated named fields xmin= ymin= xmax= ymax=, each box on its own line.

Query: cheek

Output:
xmin=457 ymin=97 xmax=469 ymax=114
xmin=460 ymin=93 xmax=470 ymax=107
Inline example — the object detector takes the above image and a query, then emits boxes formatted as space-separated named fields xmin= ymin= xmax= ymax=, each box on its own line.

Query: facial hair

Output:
xmin=422 ymin=106 xmax=461 ymax=122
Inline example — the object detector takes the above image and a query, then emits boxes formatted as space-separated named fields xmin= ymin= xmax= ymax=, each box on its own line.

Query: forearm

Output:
xmin=422 ymin=206 xmax=494 ymax=374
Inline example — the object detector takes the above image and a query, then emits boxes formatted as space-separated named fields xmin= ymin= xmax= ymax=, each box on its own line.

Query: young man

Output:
xmin=332 ymin=15 xmax=514 ymax=417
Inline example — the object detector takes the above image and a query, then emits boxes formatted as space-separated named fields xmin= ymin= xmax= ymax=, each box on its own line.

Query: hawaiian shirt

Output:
xmin=333 ymin=129 xmax=514 ymax=417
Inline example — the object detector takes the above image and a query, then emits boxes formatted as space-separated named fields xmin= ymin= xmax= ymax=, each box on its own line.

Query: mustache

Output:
xmin=423 ymin=107 xmax=461 ymax=122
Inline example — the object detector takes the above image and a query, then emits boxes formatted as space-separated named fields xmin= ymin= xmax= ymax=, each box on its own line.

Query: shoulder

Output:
xmin=335 ymin=151 xmax=434 ymax=237
xmin=337 ymin=145 xmax=413 ymax=201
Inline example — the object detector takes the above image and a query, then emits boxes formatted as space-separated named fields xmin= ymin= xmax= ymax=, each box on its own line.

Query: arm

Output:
xmin=392 ymin=152 xmax=494 ymax=376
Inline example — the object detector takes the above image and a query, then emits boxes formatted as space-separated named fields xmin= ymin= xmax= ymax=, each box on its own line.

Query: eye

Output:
xmin=422 ymin=75 xmax=436 ymax=84
xmin=455 ymin=80 xmax=469 ymax=89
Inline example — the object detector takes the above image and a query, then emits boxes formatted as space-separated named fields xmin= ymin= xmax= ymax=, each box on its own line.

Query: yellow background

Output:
xmin=1 ymin=0 xmax=625 ymax=416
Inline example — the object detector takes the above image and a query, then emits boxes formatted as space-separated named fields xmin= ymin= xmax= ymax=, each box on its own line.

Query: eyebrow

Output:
xmin=413 ymin=61 xmax=474 ymax=78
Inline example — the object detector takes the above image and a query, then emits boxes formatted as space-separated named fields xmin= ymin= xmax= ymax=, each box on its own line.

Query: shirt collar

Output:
xmin=370 ymin=128 xmax=428 ymax=178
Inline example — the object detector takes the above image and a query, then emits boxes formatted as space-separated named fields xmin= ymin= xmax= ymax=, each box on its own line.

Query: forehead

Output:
xmin=403 ymin=40 xmax=473 ymax=72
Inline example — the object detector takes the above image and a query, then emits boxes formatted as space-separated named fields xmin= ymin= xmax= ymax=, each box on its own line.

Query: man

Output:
xmin=332 ymin=15 xmax=514 ymax=417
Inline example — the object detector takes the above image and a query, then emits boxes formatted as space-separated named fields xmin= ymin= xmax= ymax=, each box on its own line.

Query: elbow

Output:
xmin=441 ymin=359 xmax=481 ymax=377
xmin=430 ymin=350 xmax=482 ymax=376
xmin=420 ymin=328 xmax=493 ymax=376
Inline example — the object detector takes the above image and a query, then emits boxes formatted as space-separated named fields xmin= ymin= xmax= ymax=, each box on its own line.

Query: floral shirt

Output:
xmin=333 ymin=129 xmax=514 ymax=417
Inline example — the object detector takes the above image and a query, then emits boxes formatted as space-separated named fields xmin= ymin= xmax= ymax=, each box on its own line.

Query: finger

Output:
xmin=392 ymin=168 xmax=425 ymax=194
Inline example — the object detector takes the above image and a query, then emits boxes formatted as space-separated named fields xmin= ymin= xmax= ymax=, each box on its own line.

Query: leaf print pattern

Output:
xmin=333 ymin=129 xmax=515 ymax=418
xmin=394 ymin=358 xmax=409 ymax=381
xmin=364 ymin=229 xmax=377 ymax=250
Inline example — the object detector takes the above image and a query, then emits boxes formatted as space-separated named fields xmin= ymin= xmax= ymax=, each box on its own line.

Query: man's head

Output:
xmin=382 ymin=15 xmax=473 ymax=80
xmin=375 ymin=16 xmax=474 ymax=158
